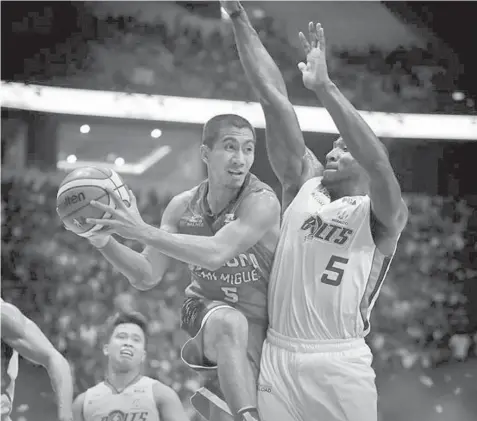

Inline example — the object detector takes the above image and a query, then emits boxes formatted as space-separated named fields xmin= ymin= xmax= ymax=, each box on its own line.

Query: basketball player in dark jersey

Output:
xmin=84 ymin=114 xmax=281 ymax=421
xmin=1 ymin=298 xmax=74 ymax=421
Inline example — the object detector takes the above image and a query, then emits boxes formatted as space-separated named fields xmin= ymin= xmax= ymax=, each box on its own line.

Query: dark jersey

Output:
xmin=1 ymin=340 xmax=14 ymax=397
xmin=178 ymin=173 xmax=275 ymax=325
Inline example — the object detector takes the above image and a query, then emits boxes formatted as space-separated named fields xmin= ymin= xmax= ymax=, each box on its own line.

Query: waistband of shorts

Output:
xmin=266 ymin=327 xmax=366 ymax=353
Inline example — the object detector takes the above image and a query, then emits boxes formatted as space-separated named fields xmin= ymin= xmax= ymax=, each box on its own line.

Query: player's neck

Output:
xmin=207 ymin=180 xmax=241 ymax=215
xmin=325 ymin=179 xmax=367 ymax=201
xmin=105 ymin=367 xmax=142 ymax=393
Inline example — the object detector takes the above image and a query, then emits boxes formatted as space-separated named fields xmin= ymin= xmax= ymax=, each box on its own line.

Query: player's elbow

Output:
xmin=202 ymin=256 xmax=223 ymax=272
xmin=129 ymin=270 xmax=164 ymax=291
xmin=45 ymin=350 xmax=70 ymax=376
xmin=202 ymin=249 xmax=230 ymax=271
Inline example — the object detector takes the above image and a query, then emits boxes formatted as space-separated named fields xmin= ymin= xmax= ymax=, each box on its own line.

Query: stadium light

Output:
xmin=1 ymin=81 xmax=476 ymax=140
xmin=114 ymin=157 xmax=125 ymax=166
xmin=151 ymin=128 xmax=162 ymax=138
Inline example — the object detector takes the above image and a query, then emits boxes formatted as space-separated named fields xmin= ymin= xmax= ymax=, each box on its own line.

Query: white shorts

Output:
xmin=257 ymin=328 xmax=377 ymax=421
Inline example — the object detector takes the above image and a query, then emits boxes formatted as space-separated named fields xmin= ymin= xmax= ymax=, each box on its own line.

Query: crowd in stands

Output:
xmin=23 ymin=3 xmax=474 ymax=115
xmin=1 ymin=170 xmax=474 ymax=414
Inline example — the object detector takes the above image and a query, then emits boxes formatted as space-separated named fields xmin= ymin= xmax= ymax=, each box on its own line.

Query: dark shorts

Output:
xmin=180 ymin=297 xmax=267 ymax=398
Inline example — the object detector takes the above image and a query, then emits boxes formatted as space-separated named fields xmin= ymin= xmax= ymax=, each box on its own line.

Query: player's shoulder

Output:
xmin=165 ymin=185 xmax=199 ymax=215
xmin=239 ymin=175 xmax=280 ymax=213
xmin=82 ymin=381 xmax=106 ymax=396
xmin=247 ymin=173 xmax=276 ymax=195
xmin=150 ymin=379 xmax=181 ymax=404
xmin=73 ymin=391 xmax=87 ymax=405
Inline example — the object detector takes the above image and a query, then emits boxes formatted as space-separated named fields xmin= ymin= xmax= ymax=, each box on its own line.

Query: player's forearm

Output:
xmin=230 ymin=6 xmax=287 ymax=102
xmin=136 ymin=224 xmax=223 ymax=271
xmin=45 ymin=352 xmax=74 ymax=419
xmin=314 ymin=81 xmax=389 ymax=172
xmin=96 ymin=238 xmax=159 ymax=290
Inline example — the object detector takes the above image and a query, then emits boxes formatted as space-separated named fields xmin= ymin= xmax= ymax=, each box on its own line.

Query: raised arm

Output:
xmin=222 ymin=1 xmax=323 ymax=205
xmin=88 ymin=189 xmax=281 ymax=271
xmin=89 ymin=189 xmax=187 ymax=291
xmin=1 ymin=301 xmax=74 ymax=421
xmin=299 ymin=23 xmax=408 ymax=233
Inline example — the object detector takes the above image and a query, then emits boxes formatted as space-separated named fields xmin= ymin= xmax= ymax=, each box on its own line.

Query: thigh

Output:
xmin=246 ymin=321 xmax=267 ymax=380
xmin=298 ymin=351 xmax=377 ymax=421
xmin=180 ymin=297 xmax=232 ymax=369
xmin=258 ymin=340 xmax=302 ymax=421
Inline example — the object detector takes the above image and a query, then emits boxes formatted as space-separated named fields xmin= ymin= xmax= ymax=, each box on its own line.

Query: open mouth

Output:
xmin=228 ymin=170 xmax=244 ymax=177
xmin=120 ymin=349 xmax=133 ymax=357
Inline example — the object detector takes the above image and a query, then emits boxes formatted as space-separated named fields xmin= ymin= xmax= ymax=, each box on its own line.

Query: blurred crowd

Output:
xmin=28 ymin=3 xmax=474 ymax=114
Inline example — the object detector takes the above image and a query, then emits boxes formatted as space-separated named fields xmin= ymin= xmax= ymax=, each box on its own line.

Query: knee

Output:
xmin=215 ymin=309 xmax=249 ymax=347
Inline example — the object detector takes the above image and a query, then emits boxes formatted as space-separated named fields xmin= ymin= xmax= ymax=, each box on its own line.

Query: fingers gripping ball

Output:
xmin=56 ymin=167 xmax=130 ymax=237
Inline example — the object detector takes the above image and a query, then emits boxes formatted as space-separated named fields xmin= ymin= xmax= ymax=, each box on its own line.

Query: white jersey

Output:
xmin=269 ymin=177 xmax=395 ymax=340
xmin=83 ymin=376 xmax=161 ymax=421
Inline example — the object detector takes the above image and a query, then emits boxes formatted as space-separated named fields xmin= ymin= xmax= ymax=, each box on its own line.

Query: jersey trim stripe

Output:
xmin=359 ymin=250 xmax=392 ymax=332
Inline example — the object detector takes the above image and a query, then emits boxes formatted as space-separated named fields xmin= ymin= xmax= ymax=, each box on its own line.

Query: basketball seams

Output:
xmin=94 ymin=167 xmax=114 ymax=179
xmin=60 ymin=191 xmax=109 ymax=221
xmin=59 ymin=184 xmax=126 ymax=220
xmin=57 ymin=167 xmax=129 ymax=236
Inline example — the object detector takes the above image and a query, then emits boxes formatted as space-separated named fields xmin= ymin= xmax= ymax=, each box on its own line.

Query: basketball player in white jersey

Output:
xmin=226 ymin=3 xmax=408 ymax=420
xmin=1 ymin=298 xmax=74 ymax=421
xmin=72 ymin=312 xmax=188 ymax=421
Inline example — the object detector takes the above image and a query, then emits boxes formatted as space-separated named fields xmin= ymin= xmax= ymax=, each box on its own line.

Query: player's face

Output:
xmin=206 ymin=126 xmax=255 ymax=188
xmin=106 ymin=323 xmax=146 ymax=371
xmin=323 ymin=137 xmax=362 ymax=183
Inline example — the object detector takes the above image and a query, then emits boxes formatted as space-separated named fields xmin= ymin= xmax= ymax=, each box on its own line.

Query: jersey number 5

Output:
xmin=321 ymin=255 xmax=349 ymax=286
xmin=221 ymin=287 xmax=239 ymax=303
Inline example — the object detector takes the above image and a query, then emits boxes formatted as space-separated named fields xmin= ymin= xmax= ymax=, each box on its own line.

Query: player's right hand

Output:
xmin=62 ymin=221 xmax=111 ymax=247
xmin=88 ymin=230 xmax=111 ymax=248
xmin=220 ymin=0 xmax=243 ymax=16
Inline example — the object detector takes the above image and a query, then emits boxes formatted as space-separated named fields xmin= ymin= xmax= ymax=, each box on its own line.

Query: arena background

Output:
xmin=1 ymin=1 xmax=476 ymax=420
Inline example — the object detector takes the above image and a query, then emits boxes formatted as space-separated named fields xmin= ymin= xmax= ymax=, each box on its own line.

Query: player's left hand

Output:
xmin=87 ymin=187 xmax=147 ymax=241
xmin=298 ymin=22 xmax=331 ymax=91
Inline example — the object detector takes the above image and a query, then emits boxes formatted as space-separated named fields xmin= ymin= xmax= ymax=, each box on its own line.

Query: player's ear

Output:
xmin=200 ymin=144 xmax=209 ymax=165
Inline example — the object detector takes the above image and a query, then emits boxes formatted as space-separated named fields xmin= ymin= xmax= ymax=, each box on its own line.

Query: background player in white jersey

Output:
xmin=72 ymin=312 xmax=188 ymax=421
xmin=1 ymin=298 xmax=74 ymax=421
xmin=225 ymin=3 xmax=408 ymax=420
xmin=81 ymin=114 xmax=281 ymax=421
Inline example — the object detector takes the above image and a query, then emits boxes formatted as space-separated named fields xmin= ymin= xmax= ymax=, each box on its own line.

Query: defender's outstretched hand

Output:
xmin=88 ymin=187 xmax=147 ymax=241
xmin=298 ymin=22 xmax=331 ymax=91
xmin=220 ymin=0 xmax=243 ymax=16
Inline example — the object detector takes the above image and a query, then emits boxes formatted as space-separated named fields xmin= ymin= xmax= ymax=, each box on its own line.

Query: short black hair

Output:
xmin=106 ymin=311 xmax=148 ymax=341
xmin=202 ymin=114 xmax=256 ymax=148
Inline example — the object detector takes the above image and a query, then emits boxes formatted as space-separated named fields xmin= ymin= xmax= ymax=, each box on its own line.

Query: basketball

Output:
xmin=56 ymin=167 xmax=130 ymax=237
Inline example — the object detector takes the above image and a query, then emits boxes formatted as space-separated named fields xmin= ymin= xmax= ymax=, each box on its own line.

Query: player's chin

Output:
xmin=226 ymin=174 xmax=245 ymax=187
xmin=322 ymin=169 xmax=339 ymax=182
